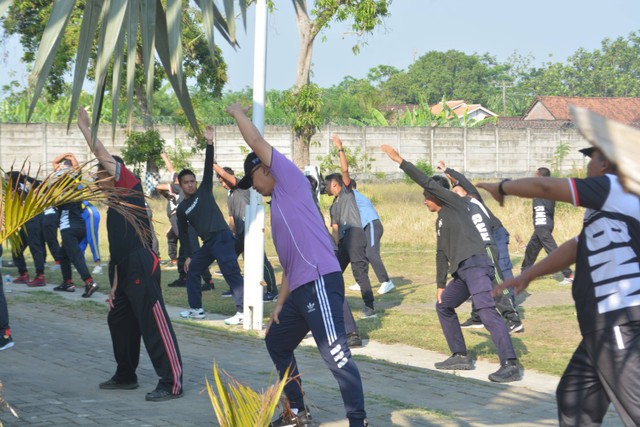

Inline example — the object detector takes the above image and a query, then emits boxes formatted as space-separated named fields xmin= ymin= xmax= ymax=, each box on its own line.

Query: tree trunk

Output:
xmin=291 ymin=0 xmax=318 ymax=169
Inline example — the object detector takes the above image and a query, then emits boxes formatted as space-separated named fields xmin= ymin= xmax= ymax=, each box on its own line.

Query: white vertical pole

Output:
xmin=243 ymin=0 xmax=268 ymax=331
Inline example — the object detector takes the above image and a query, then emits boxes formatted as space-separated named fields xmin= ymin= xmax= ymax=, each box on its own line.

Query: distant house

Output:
xmin=499 ymin=96 xmax=640 ymax=129
xmin=430 ymin=100 xmax=497 ymax=124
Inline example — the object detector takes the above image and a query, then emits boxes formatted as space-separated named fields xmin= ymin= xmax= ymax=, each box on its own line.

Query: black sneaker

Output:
xmin=489 ymin=360 xmax=521 ymax=383
xmin=201 ymin=280 xmax=215 ymax=291
xmin=263 ymin=292 xmax=277 ymax=302
xmin=221 ymin=290 xmax=233 ymax=298
xmin=360 ymin=306 xmax=377 ymax=319
xmin=460 ymin=317 xmax=484 ymax=329
xmin=145 ymin=387 xmax=184 ymax=402
xmin=270 ymin=407 xmax=313 ymax=426
xmin=54 ymin=282 xmax=76 ymax=292
xmin=168 ymin=279 xmax=186 ymax=288
xmin=347 ymin=332 xmax=363 ymax=348
xmin=434 ymin=353 xmax=474 ymax=370
xmin=99 ymin=377 xmax=139 ymax=390
xmin=82 ymin=280 xmax=99 ymax=298
xmin=508 ymin=320 xmax=524 ymax=333
xmin=0 ymin=334 xmax=14 ymax=351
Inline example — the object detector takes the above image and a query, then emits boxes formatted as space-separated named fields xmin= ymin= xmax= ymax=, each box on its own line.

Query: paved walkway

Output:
xmin=0 ymin=282 xmax=622 ymax=426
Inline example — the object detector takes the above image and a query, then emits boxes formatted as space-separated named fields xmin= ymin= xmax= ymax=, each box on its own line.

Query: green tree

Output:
xmin=382 ymin=50 xmax=504 ymax=106
xmin=289 ymin=0 xmax=391 ymax=168
xmin=5 ymin=0 xmax=244 ymax=141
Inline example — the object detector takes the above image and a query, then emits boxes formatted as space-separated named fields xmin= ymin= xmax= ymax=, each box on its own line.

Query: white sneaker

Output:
xmin=348 ymin=283 xmax=361 ymax=291
xmin=179 ymin=308 xmax=205 ymax=320
xmin=92 ymin=265 xmax=103 ymax=275
xmin=224 ymin=312 xmax=243 ymax=325
xmin=378 ymin=280 xmax=395 ymax=295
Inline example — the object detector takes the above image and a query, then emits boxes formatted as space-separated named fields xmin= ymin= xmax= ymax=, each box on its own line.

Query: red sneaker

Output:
xmin=13 ymin=273 xmax=29 ymax=284
xmin=27 ymin=274 xmax=46 ymax=287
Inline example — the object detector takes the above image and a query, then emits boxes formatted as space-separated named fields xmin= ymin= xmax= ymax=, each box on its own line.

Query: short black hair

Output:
xmin=431 ymin=174 xmax=450 ymax=189
xmin=216 ymin=166 xmax=234 ymax=178
xmin=112 ymin=155 xmax=125 ymax=165
xmin=537 ymin=167 xmax=551 ymax=177
xmin=325 ymin=173 xmax=343 ymax=186
xmin=178 ymin=169 xmax=196 ymax=183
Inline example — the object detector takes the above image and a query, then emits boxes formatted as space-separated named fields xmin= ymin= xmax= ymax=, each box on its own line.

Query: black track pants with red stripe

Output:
xmin=108 ymin=247 xmax=183 ymax=394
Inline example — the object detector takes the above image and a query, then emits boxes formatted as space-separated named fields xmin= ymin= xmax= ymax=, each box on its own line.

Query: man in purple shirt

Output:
xmin=226 ymin=102 xmax=368 ymax=427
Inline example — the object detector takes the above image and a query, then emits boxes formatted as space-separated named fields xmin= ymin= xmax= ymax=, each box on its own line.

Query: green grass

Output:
xmin=5 ymin=182 xmax=586 ymax=376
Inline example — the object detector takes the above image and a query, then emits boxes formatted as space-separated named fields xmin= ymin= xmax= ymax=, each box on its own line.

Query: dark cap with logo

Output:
xmin=236 ymin=152 xmax=262 ymax=189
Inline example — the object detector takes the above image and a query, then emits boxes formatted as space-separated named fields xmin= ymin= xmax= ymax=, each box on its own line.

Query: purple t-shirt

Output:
xmin=269 ymin=149 xmax=340 ymax=291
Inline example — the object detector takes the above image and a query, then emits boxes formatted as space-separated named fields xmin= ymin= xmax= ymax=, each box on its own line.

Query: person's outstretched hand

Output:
xmin=226 ymin=101 xmax=250 ymax=117
xmin=78 ymin=107 xmax=91 ymax=130
xmin=477 ymin=182 xmax=505 ymax=206
xmin=492 ymin=275 xmax=530 ymax=297
xmin=380 ymin=144 xmax=403 ymax=164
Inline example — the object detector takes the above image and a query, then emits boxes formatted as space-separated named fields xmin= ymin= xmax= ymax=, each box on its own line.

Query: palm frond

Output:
xmin=206 ymin=361 xmax=289 ymax=427
xmin=1 ymin=161 xmax=153 ymax=251
xmin=27 ymin=0 xmax=246 ymax=138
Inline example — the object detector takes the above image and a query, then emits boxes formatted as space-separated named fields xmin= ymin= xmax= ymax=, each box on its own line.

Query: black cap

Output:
xmin=236 ymin=152 xmax=262 ymax=189
xmin=579 ymin=147 xmax=595 ymax=157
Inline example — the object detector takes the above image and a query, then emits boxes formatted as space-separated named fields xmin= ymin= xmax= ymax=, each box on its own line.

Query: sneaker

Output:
xmin=54 ymin=282 xmax=76 ymax=292
xmin=559 ymin=274 xmax=574 ymax=286
xmin=0 ymin=334 xmax=14 ymax=351
xmin=162 ymin=260 xmax=178 ymax=270
xmin=378 ymin=280 xmax=395 ymax=295
xmin=224 ymin=312 xmax=243 ymax=325
xmin=270 ymin=406 xmax=312 ymax=427
xmin=460 ymin=318 xmax=484 ymax=329
xmin=92 ymin=265 xmax=103 ymax=275
xmin=221 ymin=290 xmax=233 ymax=298
xmin=434 ymin=353 xmax=475 ymax=370
xmin=360 ymin=306 xmax=377 ymax=319
xmin=488 ymin=360 xmax=521 ymax=383
xmin=347 ymin=332 xmax=363 ymax=348
xmin=201 ymin=280 xmax=215 ymax=291
xmin=213 ymin=270 xmax=223 ymax=276
xmin=348 ymin=283 xmax=361 ymax=291
xmin=13 ymin=273 xmax=29 ymax=284
xmin=168 ymin=279 xmax=186 ymax=288
xmin=99 ymin=377 xmax=139 ymax=390
xmin=82 ymin=279 xmax=99 ymax=298
xmin=145 ymin=387 xmax=183 ymax=402
xmin=27 ymin=274 xmax=46 ymax=287
xmin=508 ymin=320 xmax=524 ymax=333
xmin=179 ymin=308 xmax=205 ymax=320
xmin=263 ymin=292 xmax=278 ymax=302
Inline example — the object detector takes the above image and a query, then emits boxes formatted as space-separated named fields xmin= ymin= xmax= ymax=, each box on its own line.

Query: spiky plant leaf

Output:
xmin=206 ymin=361 xmax=289 ymax=427
xmin=1 ymin=161 xmax=153 ymax=251
xmin=27 ymin=0 xmax=245 ymax=138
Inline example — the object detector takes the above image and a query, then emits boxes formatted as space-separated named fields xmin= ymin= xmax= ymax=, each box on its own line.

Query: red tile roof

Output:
xmin=523 ymin=96 xmax=640 ymax=125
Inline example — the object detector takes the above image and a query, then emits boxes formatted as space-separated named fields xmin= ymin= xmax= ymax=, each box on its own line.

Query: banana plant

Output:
xmin=207 ymin=362 xmax=289 ymax=427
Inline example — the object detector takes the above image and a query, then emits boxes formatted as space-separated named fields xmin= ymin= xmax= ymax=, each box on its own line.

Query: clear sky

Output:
xmin=0 ymin=0 xmax=639 ymax=95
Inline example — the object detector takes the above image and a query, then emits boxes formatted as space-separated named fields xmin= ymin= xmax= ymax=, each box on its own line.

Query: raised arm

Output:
xmin=332 ymin=134 xmax=351 ymax=186
xmin=226 ymin=102 xmax=273 ymax=167
xmin=201 ymin=125 xmax=215 ymax=188
xmin=77 ymin=107 xmax=117 ymax=177
xmin=439 ymin=162 xmax=482 ymax=201
xmin=477 ymin=177 xmax=573 ymax=207
xmin=213 ymin=163 xmax=238 ymax=187
xmin=160 ymin=152 xmax=176 ymax=176
xmin=52 ymin=153 xmax=79 ymax=171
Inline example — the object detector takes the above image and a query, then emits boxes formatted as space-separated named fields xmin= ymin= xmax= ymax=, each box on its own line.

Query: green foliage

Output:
xmin=121 ymin=130 xmax=166 ymax=176
xmin=316 ymin=145 xmax=375 ymax=177
xmin=284 ymin=83 xmax=323 ymax=142
xmin=551 ymin=141 xmax=572 ymax=177
xmin=165 ymin=139 xmax=192 ymax=172
xmin=403 ymin=160 xmax=434 ymax=183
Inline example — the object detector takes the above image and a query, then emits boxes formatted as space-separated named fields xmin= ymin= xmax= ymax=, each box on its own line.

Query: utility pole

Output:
xmin=499 ymin=80 xmax=513 ymax=116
